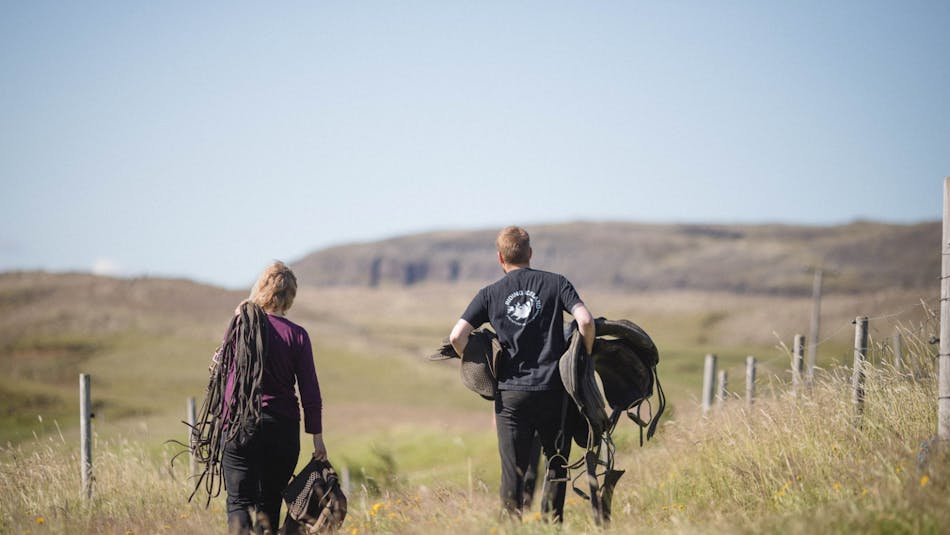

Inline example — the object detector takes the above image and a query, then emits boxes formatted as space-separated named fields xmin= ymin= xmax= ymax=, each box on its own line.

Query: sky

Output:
xmin=1 ymin=1 xmax=948 ymax=289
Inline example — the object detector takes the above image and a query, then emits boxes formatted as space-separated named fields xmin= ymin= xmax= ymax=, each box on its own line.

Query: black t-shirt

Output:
xmin=461 ymin=268 xmax=583 ymax=391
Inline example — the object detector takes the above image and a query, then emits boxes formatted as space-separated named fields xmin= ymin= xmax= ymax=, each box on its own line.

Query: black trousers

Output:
xmin=494 ymin=388 xmax=574 ymax=521
xmin=522 ymin=433 xmax=542 ymax=508
xmin=222 ymin=412 xmax=300 ymax=535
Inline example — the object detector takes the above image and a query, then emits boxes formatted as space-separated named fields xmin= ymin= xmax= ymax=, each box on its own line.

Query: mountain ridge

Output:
xmin=292 ymin=220 xmax=941 ymax=295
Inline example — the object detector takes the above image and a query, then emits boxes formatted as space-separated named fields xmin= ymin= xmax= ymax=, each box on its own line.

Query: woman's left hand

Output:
xmin=312 ymin=433 xmax=328 ymax=460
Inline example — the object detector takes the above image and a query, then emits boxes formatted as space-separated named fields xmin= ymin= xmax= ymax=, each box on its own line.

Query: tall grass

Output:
xmin=2 ymin=321 xmax=947 ymax=534
xmin=0 ymin=434 xmax=222 ymax=534
xmin=611 ymin=318 xmax=947 ymax=534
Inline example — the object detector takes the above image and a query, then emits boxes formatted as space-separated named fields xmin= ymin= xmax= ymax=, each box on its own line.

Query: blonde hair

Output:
xmin=249 ymin=261 xmax=298 ymax=314
xmin=496 ymin=226 xmax=531 ymax=265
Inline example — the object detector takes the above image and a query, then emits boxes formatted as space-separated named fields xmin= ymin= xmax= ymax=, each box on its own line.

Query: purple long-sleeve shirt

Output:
xmin=224 ymin=314 xmax=323 ymax=434
xmin=262 ymin=314 xmax=323 ymax=434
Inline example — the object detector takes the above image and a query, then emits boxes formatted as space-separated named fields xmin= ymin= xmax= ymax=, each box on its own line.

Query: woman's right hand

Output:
xmin=312 ymin=433 xmax=328 ymax=461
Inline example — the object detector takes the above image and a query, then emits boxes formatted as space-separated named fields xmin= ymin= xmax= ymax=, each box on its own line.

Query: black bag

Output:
xmin=281 ymin=458 xmax=347 ymax=534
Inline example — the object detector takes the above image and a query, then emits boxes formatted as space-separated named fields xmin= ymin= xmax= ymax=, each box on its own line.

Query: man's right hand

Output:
xmin=449 ymin=319 xmax=475 ymax=357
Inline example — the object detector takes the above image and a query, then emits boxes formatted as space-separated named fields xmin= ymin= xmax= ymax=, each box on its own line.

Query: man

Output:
xmin=449 ymin=226 xmax=595 ymax=521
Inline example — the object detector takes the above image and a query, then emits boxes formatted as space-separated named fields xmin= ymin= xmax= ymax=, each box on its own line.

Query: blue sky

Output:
xmin=1 ymin=1 xmax=947 ymax=289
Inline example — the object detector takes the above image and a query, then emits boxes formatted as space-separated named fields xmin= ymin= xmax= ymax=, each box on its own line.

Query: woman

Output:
xmin=220 ymin=261 xmax=326 ymax=534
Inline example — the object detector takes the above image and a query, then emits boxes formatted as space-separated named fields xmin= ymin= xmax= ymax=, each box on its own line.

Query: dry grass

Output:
xmin=1 ymin=272 xmax=944 ymax=533
xmin=3 ymin=320 xmax=946 ymax=534
xmin=0 ymin=434 xmax=222 ymax=534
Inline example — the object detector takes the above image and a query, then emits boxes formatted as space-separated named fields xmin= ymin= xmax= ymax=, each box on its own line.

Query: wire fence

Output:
xmin=702 ymin=294 xmax=941 ymax=411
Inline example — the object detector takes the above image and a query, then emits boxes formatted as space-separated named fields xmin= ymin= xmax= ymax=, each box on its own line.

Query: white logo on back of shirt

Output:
xmin=505 ymin=290 xmax=541 ymax=326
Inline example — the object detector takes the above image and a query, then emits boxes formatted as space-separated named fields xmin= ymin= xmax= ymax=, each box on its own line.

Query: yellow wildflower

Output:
xmin=35 ymin=516 xmax=45 ymax=525
xmin=832 ymin=482 xmax=842 ymax=492
xmin=773 ymin=479 xmax=792 ymax=500
xmin=921 ymin=475 xmax=930 ymax=487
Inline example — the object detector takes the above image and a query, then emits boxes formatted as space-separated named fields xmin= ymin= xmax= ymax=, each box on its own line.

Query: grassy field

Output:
xmin=1 ymin=313 xmax=944 ymax=534
xmin=0 ymin=272 xmax=943 ymax=533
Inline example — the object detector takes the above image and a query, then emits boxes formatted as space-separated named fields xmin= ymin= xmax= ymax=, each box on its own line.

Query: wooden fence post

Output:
xmin=807 ymin=268 xmax=822 ymax=387
xmin=80 ymin=373 xmax=92 ymax=502
xmin=746 ymin=356 xmax=756 ymax=407
xmin=893 ymin=331 xmax=903 ymax=375
xmin=852 ymin=317 xmax=869 ymax=420
xmin=467 ymin=457 xmax=473 ymax=502
xmin=702 ymin=354 xmax=717 ymax=416
xmin=792 ymin=334 xmax=805 ymax=396
xmin=341 ymin=465 xmax=351 ymax=496
xmin=939 ymin=176 xmax=950 ymax=440
xmin=717 ymin=370 xmax=728 ymax=404
xmin=187 ymin=396 xmax=197 ymax=478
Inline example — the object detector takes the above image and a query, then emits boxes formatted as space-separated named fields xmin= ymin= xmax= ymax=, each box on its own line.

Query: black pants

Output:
xmin=522 ymin=433 xmax=542 ymax=508
xmin=494 ymin=388 xmax=574 ymax=521
xmin=222 ymin=412 xmax=300 ymax=535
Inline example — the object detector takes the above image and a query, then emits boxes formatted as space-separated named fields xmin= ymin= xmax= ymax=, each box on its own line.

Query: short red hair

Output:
xmin=496 ymin=226 xmax=531 ymax=265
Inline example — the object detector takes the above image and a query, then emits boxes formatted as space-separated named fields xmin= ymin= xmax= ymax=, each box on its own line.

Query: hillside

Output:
xmin=1 ymin=219 xmax=940 ymax=445
xmin=0 ymin=272 xmax=246 ymax=442
xmin=0 ymin=272 xmax=943 ymax=533
xmin=0 ymin=271 xmax=243 ymax=341
xmin=0 ymin=271 xmax=491 ymax=445
xmin=292 ymin=221 xmax=940 ymax=294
